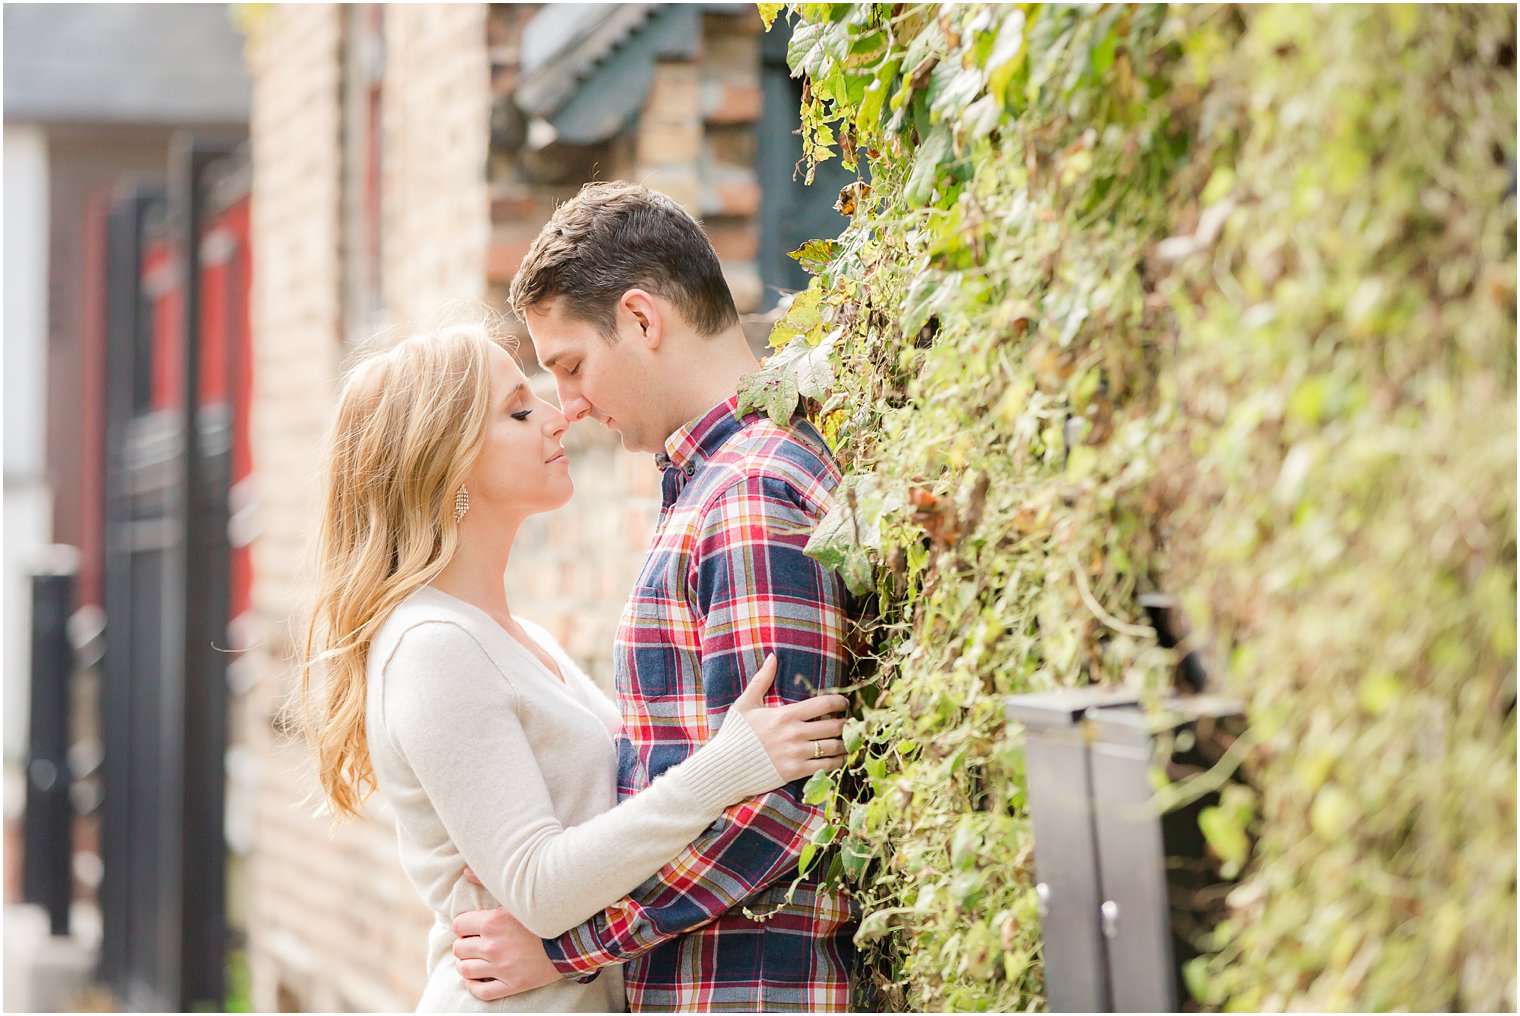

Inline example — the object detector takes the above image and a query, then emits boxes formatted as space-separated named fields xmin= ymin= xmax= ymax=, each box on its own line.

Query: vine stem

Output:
xmin=1069 ymin=552 xmax=1156 ymax=639
xmin=1148 ymin=725 xmax=1256 ymax=815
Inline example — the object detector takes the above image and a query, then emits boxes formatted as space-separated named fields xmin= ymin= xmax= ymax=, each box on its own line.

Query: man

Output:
xmin=450 ymin=181 xmax=857 ymax=1012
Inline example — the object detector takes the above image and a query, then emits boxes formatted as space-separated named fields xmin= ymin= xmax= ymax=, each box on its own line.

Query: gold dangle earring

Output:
xmin=453 ymin=484 xmax=470 ymax=523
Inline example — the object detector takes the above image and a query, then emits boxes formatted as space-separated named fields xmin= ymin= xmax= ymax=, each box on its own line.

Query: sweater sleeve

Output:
xmin=379 ymin=621 xmax=784 ymax=939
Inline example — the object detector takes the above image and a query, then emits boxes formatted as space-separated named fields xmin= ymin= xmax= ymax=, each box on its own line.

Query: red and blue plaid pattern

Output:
xmin=543 ymin=396 xmax=858 ymax=1012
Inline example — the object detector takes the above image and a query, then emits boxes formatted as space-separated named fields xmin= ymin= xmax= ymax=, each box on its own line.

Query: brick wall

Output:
xmin=380 ymin=4 xmax=490 ymax=324
xmin=696 ymin=11 xmax=766 ymax=317
xmin=243 ymin=5 xmax=430 ymax=1011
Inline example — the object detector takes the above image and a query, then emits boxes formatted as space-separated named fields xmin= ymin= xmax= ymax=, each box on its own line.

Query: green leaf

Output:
xmin=847 ymin=25 xmax=887 ymax=58
xmin=787 ymin=22 xmax=826 ymax=78
xmin=929 ymin=62 xmax=987 ymax=121
xmin=1070 ymin=365 xmax=1102 ymax=412
xmin=1089 ymin=28 xmax=1117 ymax=75
xmin=799 ymin=842 xmax=818 ymax=874
xmin=901 ymin=270 xmax=943 ymax=337
xmin=786 ymin=333 xmax=836 ymax=398
xmin=1201 ymin=166 xmax=1236 ymax=205
xmin=855 ymin=907 xmax=895 ymax=943
xmin=803 ymin=769 xmax=836 ymax=805
xmin=985 ymin=9 xmax=1028 ymax=108
xmin=843 ymin=718 xmax=864 ymax=754
xmin=961 ymin=93 xmax=1001 ymax=141
xmin=767 ymin=280 xmax=825 ymax=349
xmin=951 ymin=818 xmax=983 ymax=868
xmin=804 ymin=473 xmax=900 ymax=595
xmin=1309 ymin=784 xmax=1355 ymax=839
xmin=806 ymin=510 xmax=874 ymax=594
xmin=1358 ymin=671 xmax=1402 ymax=716
xmin=950 ymin=868 xmax=988 ymax=908
xmin=1199 ymin=804 xmax=1250 ymax=869
xmin=840 ymin=839 xmax=871 ymax=881
xmin=788 ymin=239 xmax=837 ymax=275
xmin=1184 ymin=956 xmax=1223 ymax=1005
xmin=1066 ymin=445 xmax=1097 ymax=479
xmin=810 ymin=821 xmax=839 ymax=846
xmin=736 ymin=334 xmax=837 ymax=425
xmin=1287 ymin=375 xmax=1330 ymax=426
xmin=856 ymin=57 xmax=902 ymax=134
xmin=840 ymin=553 xmax=874 ymax=596
xmin=905 ymin=128 xmax=953 ymax=207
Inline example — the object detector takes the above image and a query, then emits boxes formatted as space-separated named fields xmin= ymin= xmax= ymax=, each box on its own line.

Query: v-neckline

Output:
xmin=417 ymin=585 xmax=566 ymax=685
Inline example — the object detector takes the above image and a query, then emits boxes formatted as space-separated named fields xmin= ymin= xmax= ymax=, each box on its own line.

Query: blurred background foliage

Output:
xmin=746 ymin=3 xmax=1516 ymax=1010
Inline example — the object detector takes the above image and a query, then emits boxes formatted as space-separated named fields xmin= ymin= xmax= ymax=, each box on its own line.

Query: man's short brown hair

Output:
xmin=507 ymin=181 xmax=740 ymax=339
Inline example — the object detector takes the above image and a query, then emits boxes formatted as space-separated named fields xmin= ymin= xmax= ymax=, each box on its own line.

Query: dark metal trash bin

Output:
xmin=1007 ymin=690 xmax=1246 ymax=1013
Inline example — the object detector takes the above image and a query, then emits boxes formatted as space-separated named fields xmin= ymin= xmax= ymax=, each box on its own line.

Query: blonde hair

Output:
xmin=300 ymin=320 xmax=506 ymax=819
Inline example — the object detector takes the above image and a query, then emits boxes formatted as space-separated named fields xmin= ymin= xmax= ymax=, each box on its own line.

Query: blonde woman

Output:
xmin=300 ymin=323 xmax=848 ymax=1012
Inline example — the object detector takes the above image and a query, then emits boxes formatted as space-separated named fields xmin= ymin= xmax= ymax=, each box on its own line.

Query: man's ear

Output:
xmin=620 ymin=289 xmax=664 ymax=351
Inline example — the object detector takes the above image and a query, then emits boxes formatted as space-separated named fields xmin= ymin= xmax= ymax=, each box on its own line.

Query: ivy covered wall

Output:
xmin=743 ymin=4 xmax=1516 ymax=1011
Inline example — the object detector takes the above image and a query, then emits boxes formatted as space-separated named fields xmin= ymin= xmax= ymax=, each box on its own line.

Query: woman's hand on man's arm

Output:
xmin=729 ymin=652 xmax=850 ymax=783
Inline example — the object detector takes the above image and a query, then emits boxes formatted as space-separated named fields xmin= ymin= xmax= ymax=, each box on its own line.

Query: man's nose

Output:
xmin=555 ymin=383 xmax=591 ymax=422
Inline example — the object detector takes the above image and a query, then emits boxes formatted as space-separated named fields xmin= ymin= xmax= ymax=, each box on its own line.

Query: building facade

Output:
xmin=3 ymin=7 xmax=253 ymax=1008
xmin=1 ymin=0 xmax=251 ymax=837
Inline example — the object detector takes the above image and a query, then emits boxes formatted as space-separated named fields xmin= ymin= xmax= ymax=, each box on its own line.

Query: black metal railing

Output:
xmin=23 ymin=563 xmax=78 ymax=937
xmin=98 ymin=134 xmax=243 ymax=1012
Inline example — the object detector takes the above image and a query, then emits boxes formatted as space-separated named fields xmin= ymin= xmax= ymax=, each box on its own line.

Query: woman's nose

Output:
xmin=544 ymin=403 xmax=568 ymax=437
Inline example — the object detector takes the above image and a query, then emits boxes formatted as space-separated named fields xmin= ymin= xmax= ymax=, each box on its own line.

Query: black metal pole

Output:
xmin=172 ymin=133 xmax=237 ymax=1012
xmin=23 ymin=565 xmax=77 ymax=936
xmin=100 ymin=185 xmax=163 ymax=992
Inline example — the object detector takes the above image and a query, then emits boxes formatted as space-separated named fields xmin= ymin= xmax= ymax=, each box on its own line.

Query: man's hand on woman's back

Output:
xmin=453 ymin=872 xmax=562 ymax=1002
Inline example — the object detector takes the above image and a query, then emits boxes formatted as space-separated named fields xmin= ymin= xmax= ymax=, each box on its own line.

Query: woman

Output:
xmin=300 ymin=321 xmax=848 ymax=1011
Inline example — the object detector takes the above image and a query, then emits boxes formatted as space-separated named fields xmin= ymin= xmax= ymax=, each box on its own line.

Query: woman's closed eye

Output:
xmin=510 ymin=408 xmax=533 ymax=421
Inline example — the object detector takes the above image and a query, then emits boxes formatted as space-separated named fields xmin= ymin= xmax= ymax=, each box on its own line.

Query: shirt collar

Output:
xmin=656 ymin=395 xmax=746 ymax=477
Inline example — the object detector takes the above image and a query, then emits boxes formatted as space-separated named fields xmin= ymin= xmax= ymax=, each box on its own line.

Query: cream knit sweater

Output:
xmin=366 ymin=586 xmax=782 ymax=1013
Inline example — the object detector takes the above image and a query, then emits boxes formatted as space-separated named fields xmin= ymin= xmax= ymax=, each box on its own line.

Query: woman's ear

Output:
xmin=620 ymin=289 xmax=664 ymax=351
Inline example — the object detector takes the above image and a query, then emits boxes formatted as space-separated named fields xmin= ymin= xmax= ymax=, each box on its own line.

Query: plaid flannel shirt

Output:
xmin=543 ymin=396 xmax=858 ymax=1012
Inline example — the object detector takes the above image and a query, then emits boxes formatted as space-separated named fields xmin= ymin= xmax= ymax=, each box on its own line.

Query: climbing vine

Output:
xmin=742 ymin=4 xmax=1516 ymax=1011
